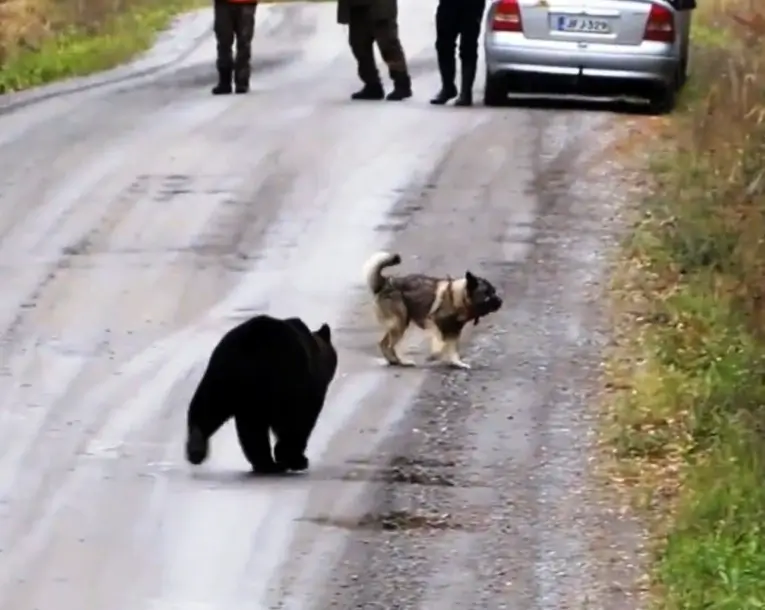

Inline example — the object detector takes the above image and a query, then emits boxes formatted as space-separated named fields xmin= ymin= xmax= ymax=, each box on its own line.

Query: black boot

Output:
xmin=351 ymin=82 xmax=385 ymax=100
xmin=212 ymin=69 xmax=233 ymax=95
xmin=430 ymin=52 xmax=457 ymax=105
xmin=454 ymin=60 xmax=477 ymax=107
xmin=234 ymin=58 xmax=250 ymax=94
xmin=386 ymin=73 xmax=412 ymax=101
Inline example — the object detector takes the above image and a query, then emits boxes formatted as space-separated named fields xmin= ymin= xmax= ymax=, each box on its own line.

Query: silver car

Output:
xmin=482 ymin=0 xmax=695 ymax=113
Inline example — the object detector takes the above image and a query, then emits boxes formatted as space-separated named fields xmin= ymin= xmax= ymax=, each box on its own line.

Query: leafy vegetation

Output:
xmin=603 ymin=1 xmax=765 ymax=608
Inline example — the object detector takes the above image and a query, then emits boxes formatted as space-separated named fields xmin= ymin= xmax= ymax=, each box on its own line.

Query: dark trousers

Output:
xmin=435 ymin=0 xmax=485 ymax=82
xmin=214 ymin=1 xmax=257 ymax=83
xmin=348 ymin=6 xmax=409 ymax=85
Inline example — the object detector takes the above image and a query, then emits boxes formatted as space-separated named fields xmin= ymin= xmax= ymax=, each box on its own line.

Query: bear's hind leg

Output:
xmin=274 ymin=439 xmax=309 ymax=472
xmin=234 ymin=414 xmax=285 ymax=474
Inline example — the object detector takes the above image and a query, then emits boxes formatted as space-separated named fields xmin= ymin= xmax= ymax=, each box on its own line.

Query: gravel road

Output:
xmin=0 ymin=3 xmax=644 ymax=609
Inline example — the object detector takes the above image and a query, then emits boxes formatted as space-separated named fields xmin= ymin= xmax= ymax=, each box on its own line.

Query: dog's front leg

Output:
xmin=442 ymin=336 xmax=471 ymax=370
xmin=426 ymin=326 xmax=445 ymax=362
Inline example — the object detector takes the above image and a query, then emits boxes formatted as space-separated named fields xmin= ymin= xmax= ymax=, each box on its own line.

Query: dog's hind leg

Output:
xmin=380 ymin=321 xmax=415 ymax=367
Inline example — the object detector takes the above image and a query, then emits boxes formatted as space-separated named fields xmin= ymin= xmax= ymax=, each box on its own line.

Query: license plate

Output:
xmin=553 ymin=15 xmax=611 ymax=34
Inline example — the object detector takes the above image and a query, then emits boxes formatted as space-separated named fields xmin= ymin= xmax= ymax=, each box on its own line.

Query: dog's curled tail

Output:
xmin=362 ymin=251 xmax=401 ymax=294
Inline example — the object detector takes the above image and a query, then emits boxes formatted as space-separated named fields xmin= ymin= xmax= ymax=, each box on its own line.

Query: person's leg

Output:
xmin=348 ymin=6 xmax=385 ymax=99
xmin=233 ymin=2 xmax=257 ymax=93
xmin=373 ymin=19 xmax=412 ymax=101
xmin=454 ymin=0 xmax=486 ymax=106
xmin=212 ymin=1 xmax=235 ymax=94
xmin=430 ymin=0 xmax=459 ymax=104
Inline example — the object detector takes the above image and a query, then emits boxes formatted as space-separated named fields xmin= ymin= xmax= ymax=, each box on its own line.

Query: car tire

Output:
xmin=483 ymin=71 xmax=506 ymax=107
xmin=647 ymin=83 xmax=677 ymax=115
xmin=678 ymin=52 xmax=689 ymax=89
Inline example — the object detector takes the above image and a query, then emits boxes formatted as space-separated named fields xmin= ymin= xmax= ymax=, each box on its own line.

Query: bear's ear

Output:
xmin=316 ymin=323 xmax=331 ymax=343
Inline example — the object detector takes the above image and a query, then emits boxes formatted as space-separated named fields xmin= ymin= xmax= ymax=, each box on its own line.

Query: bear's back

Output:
xmin=210 ymin=315 xmax=322 ymax=384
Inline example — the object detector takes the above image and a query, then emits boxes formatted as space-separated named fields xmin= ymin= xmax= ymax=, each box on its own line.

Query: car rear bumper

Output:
xmin=484 ymin=36 xmax=678 ymax=87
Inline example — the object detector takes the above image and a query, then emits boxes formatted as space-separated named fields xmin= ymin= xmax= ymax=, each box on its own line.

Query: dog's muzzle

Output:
xmin=472 ymin=296 xmax=503 ymax=325
xmin=480 ymin=296 xmax=502 ymax=314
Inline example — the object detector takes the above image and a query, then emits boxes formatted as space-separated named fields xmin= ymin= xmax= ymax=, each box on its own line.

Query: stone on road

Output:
xmin=0 ymin=2 xmax=643 ymax=609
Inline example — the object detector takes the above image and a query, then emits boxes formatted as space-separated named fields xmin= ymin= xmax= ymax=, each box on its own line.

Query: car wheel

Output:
xmin=678 ymin=52 xmax=689 ymax=89
xmin=647 ymin=83 xmax=677 ymax=115
xmin=483 ymin=71 xmax=506 ymax=107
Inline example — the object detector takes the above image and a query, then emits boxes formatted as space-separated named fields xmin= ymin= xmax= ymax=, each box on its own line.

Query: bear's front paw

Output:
xmin=281 ymin=454 xmax=309 ymax=472
xmin=185 ymin=427 xmax=209 ymax=465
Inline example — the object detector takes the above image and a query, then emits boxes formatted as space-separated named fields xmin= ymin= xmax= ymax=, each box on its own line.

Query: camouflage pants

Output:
xmin=348 ymin=6 xmax=409 ymax=85
xmin=214 ymin=2 xmax=257 ymax=82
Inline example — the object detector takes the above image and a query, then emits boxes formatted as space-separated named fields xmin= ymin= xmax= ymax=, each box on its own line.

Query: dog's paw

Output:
xmin=382 ymin=358 xmax=416 ymax=368
xmin=448 ymin=359 xmax=471 ymax=370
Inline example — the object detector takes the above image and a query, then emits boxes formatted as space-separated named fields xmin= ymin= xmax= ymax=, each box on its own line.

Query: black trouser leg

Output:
xmin=454 ymin=0 xmax=486 ymax=106
xmin=213 ymin=2 xmax=235 ymax=94
xmin=233 ymin=3 xmax=257 ymax=93
xmin=431 ymin=1 xmax=459 ymax=104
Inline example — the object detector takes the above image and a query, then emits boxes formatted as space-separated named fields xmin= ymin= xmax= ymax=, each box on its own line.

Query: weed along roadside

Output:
xmin=603 ymin=2 xmax=765 ymax=608
xmin=0 ymin=0 xmax=207 ymax=93
xmin=0 ymin=0 xmax=324 ymax=94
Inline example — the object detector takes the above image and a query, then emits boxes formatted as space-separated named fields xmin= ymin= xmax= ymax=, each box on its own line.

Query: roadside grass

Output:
xmin=602 ymin=1 xmax=765 ymax=608
xmin=0 ymin=0 xmax=207 ymax=93
xmin=0 ymin=0 xmax=328 ymax=94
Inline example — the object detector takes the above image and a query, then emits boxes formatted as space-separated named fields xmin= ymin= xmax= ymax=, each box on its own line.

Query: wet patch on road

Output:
xmin=305 ymin=509 xmax=471 ymax=532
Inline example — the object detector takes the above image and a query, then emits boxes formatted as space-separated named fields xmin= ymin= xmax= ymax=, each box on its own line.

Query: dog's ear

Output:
xmin=316 ymin=323 xmax=332 ymax=343
xmin=465 ymin=271 xmax=478 ymax=291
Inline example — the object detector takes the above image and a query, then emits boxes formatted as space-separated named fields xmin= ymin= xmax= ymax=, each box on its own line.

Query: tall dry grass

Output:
xmin=605 ymin=2 xmax=765 ymax=608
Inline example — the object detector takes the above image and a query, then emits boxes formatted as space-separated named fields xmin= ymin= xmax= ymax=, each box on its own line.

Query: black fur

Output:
xmin=184 ymin=314 xmax=338 ymax=474
xmin=464 ymin=271 xmax=502 ymax=325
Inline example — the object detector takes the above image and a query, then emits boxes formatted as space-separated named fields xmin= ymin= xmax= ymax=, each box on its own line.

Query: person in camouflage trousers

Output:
xmin=212 ymin=0 xmax=257 ymax=95
xmin=337 ymin=0 xmax=413 ymax=101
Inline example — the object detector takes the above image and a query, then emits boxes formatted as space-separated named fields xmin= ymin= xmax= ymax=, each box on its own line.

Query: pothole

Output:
xmin=306 ymin=509 xmax=467 ymax=532
xmin=340 ymin=455 xmax=465 ymax=487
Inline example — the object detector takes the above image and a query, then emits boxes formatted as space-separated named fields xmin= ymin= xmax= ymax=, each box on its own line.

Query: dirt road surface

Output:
xmin=0 ymin=3 xmax=644 ymax=609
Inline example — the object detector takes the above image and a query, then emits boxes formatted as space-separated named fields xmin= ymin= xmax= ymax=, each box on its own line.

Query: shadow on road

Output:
xmin=489 ymin=94 xmax=655 ymax=115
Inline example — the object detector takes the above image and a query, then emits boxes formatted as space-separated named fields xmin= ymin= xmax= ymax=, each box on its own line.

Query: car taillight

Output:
xmin=492 ymin=0 xmax=522 ymax=32
xmin=643 ymin=3 xmax=675 ymax=42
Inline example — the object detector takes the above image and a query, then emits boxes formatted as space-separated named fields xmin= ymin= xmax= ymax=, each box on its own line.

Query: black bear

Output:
xmin=184 ymin=314 xmax=338 ymax=474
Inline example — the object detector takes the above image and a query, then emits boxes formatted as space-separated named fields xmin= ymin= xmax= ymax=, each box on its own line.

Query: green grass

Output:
xmin=0 ymin=0 xmax=329 ymax=95
xmin=0 ymin=0 xmax=205 ymax=94
xmin=603 ymin=3 xmax=765 ymax=609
